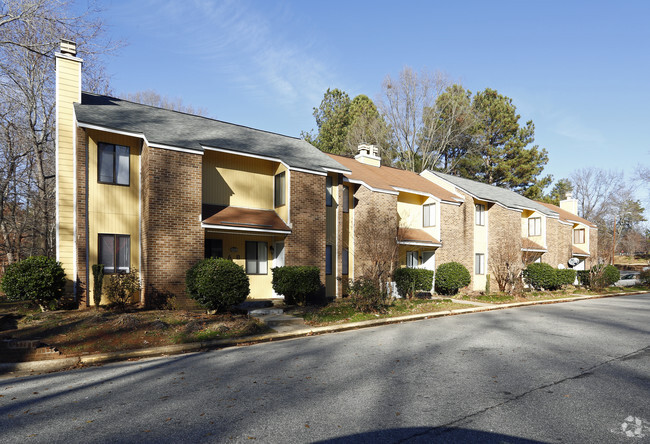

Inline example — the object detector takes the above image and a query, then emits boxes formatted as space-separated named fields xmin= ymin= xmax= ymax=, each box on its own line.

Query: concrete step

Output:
xmin=248 ymin=307 xmax=285 ymax=316
xmin=252 ymin=313 xmax=306 ymax=333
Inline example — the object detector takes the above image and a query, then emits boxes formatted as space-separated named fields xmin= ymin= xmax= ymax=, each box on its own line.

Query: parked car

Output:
xmin=615 ymin=272 xmax=641 ymax=287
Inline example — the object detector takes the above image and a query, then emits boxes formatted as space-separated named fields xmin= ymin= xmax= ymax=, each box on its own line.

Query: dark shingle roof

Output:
xmin=427 ymin=171 xmax=557 ymax=217
xmin=75 ymin=93 xmax=348 ymax=174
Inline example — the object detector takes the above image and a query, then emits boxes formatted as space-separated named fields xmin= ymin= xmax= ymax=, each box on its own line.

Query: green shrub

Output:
xmin=435 ymin=262 xmax=471 ymax=296
xmin=640 ymin=269 xmax=650 ymax=286
xmin=186 ymin=258 xmax=249 ymax=312
xmin=271 ymin=266 xmax=321 ymax=305
xmin=393 ymin=268 xmax=434 ymax=299
xmin=105 ymin=269 xmax=141 ymax=311
xmin=588 ymin=264 xmax=619 ymax=289
xmin=1 ymin=256 xmax=66 ymax=311
xmin=349 ymin=277 xmax=388 ymax=313
xmin=556 ymin=269 xmax=577 ymax=287
xmin=523 ymin=263 xmax=560 ymax=290
xmin=92 ymin=264 xmax=105 ymax=308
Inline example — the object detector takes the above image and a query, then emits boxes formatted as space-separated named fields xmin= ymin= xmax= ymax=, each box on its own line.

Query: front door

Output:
xmin=272 ymin=242 xmax=285 ymax=298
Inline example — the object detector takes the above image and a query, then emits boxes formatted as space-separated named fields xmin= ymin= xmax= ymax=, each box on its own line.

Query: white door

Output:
xmin=422 ymin=251 xmax=436 ymax=293
xmin=272 ymin=242 xmax=285 ymax=298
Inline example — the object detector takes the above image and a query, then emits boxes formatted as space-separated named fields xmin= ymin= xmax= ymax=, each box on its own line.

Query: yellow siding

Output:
xmin=521 ymin=210 xmax=545 ymax=247
xmin=202 ymin=151 xmax=276 ymax=209
xmin=56 ymin=54 xmax=81 ymax=289
xmin=473 ymin=200 xmax=488 ymax=291
xmin=420 ymin=170 xmax=460 ymax=195
xmin=397 ymin=192 xmax=424 ymax=229
xmin=87 ymin=130 xmax=141 ymax=305
xmin=326 ymin=174 xmax=338 ymax=297
xmin=205 ymin=232 xmax=281 ymax=299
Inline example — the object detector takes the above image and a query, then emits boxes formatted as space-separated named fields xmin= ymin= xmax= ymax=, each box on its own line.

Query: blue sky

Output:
xmin=98 ymin=0 xmax=649 ymax=202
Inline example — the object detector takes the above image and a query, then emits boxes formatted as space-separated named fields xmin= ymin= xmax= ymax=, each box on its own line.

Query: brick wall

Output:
xmin=141 ymin=146 xmax=203 ymax=309
xmin=544 ymin=218 xmax=573 ymax=268
xmin=588 ymin=227 xmax=599 ymax=267
xmin=487 ymin=203 xmax=521 ymax=289
xmin=75 ymin=126 xmax=88 ymax=307
xmin=284 ymin=171 xmax=327 ymax=286
xmin=352 ymin=186 xmax=399 ymax=280
xmin=436 ymin=197 xmax=474 ymax=281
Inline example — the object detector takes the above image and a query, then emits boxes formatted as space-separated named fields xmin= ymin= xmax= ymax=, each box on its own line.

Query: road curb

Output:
xmin=2 ymin=290 xmax=647 ymax=376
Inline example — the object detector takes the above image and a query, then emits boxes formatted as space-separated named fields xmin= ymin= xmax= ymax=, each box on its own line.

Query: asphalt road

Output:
xmin=1 ymin=294 xmax=649 ymax=443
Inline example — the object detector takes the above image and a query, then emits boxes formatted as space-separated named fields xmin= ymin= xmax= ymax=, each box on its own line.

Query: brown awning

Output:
xmin=521 ymin=238 xmax=547 ymax=252
xmin=397 ymin=228 xmax=441 ymax=247
xmin=202 ymin=204 xmax=291 ymax=234
xmin=572 ymin=246 xmax=590 ymax=257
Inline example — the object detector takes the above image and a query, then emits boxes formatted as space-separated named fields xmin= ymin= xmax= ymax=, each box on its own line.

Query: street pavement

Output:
xmin=1 ymin=293 xmax=648 ymax=443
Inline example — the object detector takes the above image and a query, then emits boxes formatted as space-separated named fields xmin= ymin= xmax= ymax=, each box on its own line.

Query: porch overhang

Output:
xmin=572 ymin=246 xmax=590 ymax=257
xmin=521 ymin=238 xmax=547 ymax=253
xmin=202 ymin=204 xmax=291 ymax=235
xmin=397 ymin=228 xmax=442 ymax=248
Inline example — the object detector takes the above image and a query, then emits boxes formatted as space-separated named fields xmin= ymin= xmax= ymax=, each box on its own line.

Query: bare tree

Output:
xmin=378 ymin=67 xmax=451 ymax=172
xmin=121 ymin=90 xmax=209 ymax=116
xmin=570 ymin=168 xmax=627 ymax=221
xmin=0 ymin=0 xmax=117 ymax=265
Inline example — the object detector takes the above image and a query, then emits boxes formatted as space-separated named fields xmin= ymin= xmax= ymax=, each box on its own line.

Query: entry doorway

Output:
xmin=422 ymin=251 xmax=436 ymax=292
xmin=272 ymin=242 xmax=285 ymax=298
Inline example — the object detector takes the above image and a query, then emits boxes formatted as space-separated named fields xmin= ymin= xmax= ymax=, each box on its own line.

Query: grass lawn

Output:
xmin=291 ymin=298 xmax=473 ymax=326
xmin=0 ymin=303 xmax=268 ymax=358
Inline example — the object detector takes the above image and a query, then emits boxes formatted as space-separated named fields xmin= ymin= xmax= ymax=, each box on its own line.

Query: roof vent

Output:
xmin=60 ymin=39 xmax=77 ymax=56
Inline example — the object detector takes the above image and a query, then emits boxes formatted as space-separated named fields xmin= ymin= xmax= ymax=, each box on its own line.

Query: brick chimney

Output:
xmin=354 ymin=144 xmax=381 ymax=167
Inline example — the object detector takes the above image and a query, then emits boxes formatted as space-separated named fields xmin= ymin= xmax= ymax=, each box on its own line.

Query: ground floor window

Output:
xmin=246 ymin=241 xmax=268 ymax=275
xmin=326 ymin=245 xmax=333 ymax=275
xmin=406 ymin=251 xmax=418 ymax=268
xmin=205 ymin=238 xmax=223 ymax=258
xmin=475 ymin=253 xmax=485 ymax=275
xmin=342 ymin=248 xmax=349 ymax=275
xmin=99 ymin=234 xmax=130 ymax=274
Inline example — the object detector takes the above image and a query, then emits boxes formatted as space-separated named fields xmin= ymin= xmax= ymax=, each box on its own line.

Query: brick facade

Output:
xmin=75 ymin=126 xmax=88 ymax=306
xmin=588 ymin=227 xmax=599 ymax=267
xmin=141 ymin=145 xmax=203 ymax=309
xmin=284 ymin=171 xmax=327 ymax=286
xmin=436 ymin=197 xmax=474 ymax=282
xmin=352 ymin=186 xmax=399 ymax=279
xmin=544 ymin=218 xmax=572 ymax=268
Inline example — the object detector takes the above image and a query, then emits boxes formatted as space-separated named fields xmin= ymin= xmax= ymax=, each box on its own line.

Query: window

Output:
xmin=423 ymin=203 xmax=436 ymax=227
xmin=406 ymin=251 xmax=418 ymax=268
xmin=205 ymin=239 xmax=223 ymax=258
xmin=528 ymin=217 xmax=541 ymax=236
xmin=326 ymin=245 xmax=333 ymax=275
xmin=342 ymin=248 xmax=349 ymax=275
xmin=98 ymin=143 xmax=129 ymax=185
xmin=342 ymin=185 xmax=349 ymax=213
xmin=475 ymin=204 xmax=485 ymax=226
xmin=274 ymin=172 xmax=286 ymax=207
xmin=326 ymin=176 xmax=333 ymax=207
xmin=98 ymin=234 xmax=130 ymax=274
xmin=475 ymin=253 xmax=485 ymax=275
xmin=245 ymin=241 xmax=268 ymax=274
xmin=574 ymin=228 xmax=585 ymax=244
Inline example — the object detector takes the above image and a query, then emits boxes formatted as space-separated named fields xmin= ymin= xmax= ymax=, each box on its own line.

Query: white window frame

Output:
xmin=274 ymin=171 xmax=286 ymax=207
xmin=406 ymin=251 xmax=419 ymax=268
xmin=98 ymin=234 xmax=130 ymax=274
xmin=528 ymin=217 xmax=541 ymax=236
xmin=98 ymin=143 xmax=130 ymax=186
xmin=574 ymin=228 xmax=585 ymax=244
xmin=475 ymin=253 xmax=485 ymax=275
xmin=423 ymin=203 xmax=436 ymax=227
xmin=246 ymin=241 xmax=268 ymax=275
xmin=475 ymin=204 xmax=485 ymax=226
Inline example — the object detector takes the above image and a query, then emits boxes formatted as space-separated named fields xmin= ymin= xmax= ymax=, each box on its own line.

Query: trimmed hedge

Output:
xmin=523 ymin=263 xmax=559 ymax=290
xmin=1 ymin=256 xmax=66 ymax=310
xmin=186 ymin=258 xmax=250 ymax=311
xmin=435 ymin=262 xmax=471 ymax=295
xmin=393 ymin=268 xmax=434 ymax=299
xmin=577 ymin=270 xmax=590 ymax=286
xmin=576 ymin=265 xmax=620 ymax=289
xmin=272 ymin=266 xmax=321 ymax=305
xmin=640 ymin=269 xmax=650 ymax=286
xmin=556 ymin=269 xmax=577 ymax=287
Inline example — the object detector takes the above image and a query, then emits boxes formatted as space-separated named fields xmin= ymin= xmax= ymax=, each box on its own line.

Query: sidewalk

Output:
xmin=1 ymin=290 xmax=647 ymax=378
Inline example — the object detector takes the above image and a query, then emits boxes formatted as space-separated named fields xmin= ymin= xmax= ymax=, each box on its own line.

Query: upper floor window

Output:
xmin=98 ymin=143 xmax=129 ymax=185
xmin=326 ymin=176 xmax=333 ymax=207
xmin=99 ymin=234 xmax=130 ymax=274
xmin=423 ymin=203 xmax=436 ymax=227
xmin=475 ymin=204 xmax=486 ymax=226
xmin=246 ymin=241 xmax=268 ymax=275
xmin=274 ymin=172 xmax=286 ymax=207
xmin=574 ymin=228 xmax=585 ymax=244
xmin=528 ymin=217 xmax=541 ymax=236
xmin=342 ymin=185 xmax=350 ymax=213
